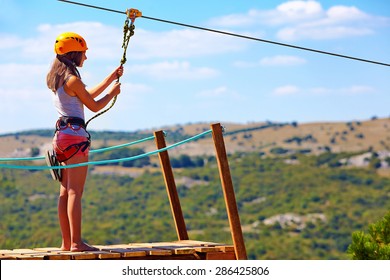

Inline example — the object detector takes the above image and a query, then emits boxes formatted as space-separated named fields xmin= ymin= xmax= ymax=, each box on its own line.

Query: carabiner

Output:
xmin=126 ymin=8 xmax=142 ymax=23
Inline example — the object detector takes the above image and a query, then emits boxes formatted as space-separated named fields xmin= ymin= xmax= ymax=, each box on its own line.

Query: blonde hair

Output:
xmin=46 ymin=51 xmax=83 ymax=93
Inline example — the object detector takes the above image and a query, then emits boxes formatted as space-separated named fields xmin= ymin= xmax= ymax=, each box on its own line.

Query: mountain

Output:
xmin=1 ymin=117 xmax=389 ymax=159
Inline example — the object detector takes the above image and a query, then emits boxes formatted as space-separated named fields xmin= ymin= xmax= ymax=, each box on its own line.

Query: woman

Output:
xmin=46 ymin=32 xmax=123 ymax=251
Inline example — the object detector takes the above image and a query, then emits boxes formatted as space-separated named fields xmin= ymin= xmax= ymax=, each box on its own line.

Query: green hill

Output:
xmin=0 ymin=118 xmax=389 ymax=259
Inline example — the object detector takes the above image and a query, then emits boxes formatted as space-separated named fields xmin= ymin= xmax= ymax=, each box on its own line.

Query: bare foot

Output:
xmin=61 ymin=242 xmax=71 ymax=251
xmin=71 ymin=242 xmax=99 ymax=252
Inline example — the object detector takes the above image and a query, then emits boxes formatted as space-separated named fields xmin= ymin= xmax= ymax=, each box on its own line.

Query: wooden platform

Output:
xmin=0 ymin=240 xmax=236 ymax=260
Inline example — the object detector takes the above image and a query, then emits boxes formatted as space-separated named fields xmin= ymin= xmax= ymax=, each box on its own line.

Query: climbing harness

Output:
xmin=54 ymin=117 xmax=91 ymax=163
xmin=46 ymin=116 xmax=91 ymax=181
xmin=45 ymin=9 xmax=141 ymax=181
xmin=85 ymin=8 xmax=142 ymax=128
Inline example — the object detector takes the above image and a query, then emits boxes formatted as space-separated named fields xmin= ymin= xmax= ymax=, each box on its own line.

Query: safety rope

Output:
xmin=0 ymin=129 xmax=212 ymax=170
xmin=85 ymin=8 xmax=141 ymax=128
xmin=0 ymin=135 xmax=155 ymax=162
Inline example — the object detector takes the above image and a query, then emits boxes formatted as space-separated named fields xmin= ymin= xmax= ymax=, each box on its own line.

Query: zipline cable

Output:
xmin=57 ymin=0 xmax=390 ymax=67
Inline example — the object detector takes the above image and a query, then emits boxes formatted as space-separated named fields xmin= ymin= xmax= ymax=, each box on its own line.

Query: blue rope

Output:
xmin=0 ymin=130 xmax=212 ymax=170
xmin=0 ymin=135 xmax=156 ymax=162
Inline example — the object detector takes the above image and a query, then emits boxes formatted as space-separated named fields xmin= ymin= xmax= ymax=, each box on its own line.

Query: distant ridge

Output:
xmin=0 ymin=118 xmax=389 ymax=159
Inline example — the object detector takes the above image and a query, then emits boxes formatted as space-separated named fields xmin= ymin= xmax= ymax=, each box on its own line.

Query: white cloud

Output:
xmin=208 ymin=0 xmax=389 ymax=41
xmin=208 ymin=13 xmax=252 ymax=28
xmin=275 ymin=0 xmax=324 ymax=23
xmin=0 ymin=21 xmax=244 ymax=62
xmin=127 ymin=61 xmax=218 ymax=80
xmin=277 ymin=25 xmax=373 ymax=41
xmin=273 ymin=85 xmax=301 ymax=96
xmin=275 ymin=2 xmax=385 ymax=41
xmin=340 ymin=85 xmax=375 ymax=95
xmin=196 ymin=86 xmax=242 ymax=100
xmin=102 ymin=82 xmax=153 ymax=114
xmin=197 ymin=86 xmax=229 ymax=98
xmin=0 ymin=63 xmax=48 ymax=91
xmin=8 ymin=23 xmax=233 ymax=67
xmin=309 ymin=87 xmax=332 ymax=95
xmin=272 ymin=85 xmax=376 ymax=97
xmin=233 ymin=60 xmax=258 ymax=68
xmin=209 ymin=0 xmax=324 ymax=27
xmin=326 ymin=6 xmax=369 ymax=23
xmin=260 ymin=55 xmax=306 ymax=66
xmin=234 ymin=55 xmax=306 ymax=68
xmin=127 ymin=28 xmax=244 ymax=60
xmin=0 ymin=35 xmax=24 ymax=50
xmin=0 ymin=22 xmax=122 ymax=63
xmin=307 ymin=85 xmax=375 ymax=96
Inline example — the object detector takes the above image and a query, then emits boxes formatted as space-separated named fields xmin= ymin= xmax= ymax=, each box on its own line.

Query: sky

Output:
xmin=0 ymin=0 xmax=389 ymax=133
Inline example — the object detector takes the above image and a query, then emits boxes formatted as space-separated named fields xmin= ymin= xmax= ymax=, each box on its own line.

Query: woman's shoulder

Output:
xmin=65 ymin=74 xmax=80 ymax=83
xmin=64 ymin=75 xmax=85 ymax=97
xmin=65 ymin=75 xmax=85 ymax=88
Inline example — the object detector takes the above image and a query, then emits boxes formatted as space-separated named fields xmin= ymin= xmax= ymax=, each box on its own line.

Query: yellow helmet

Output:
xmin=54 ymin=32 xmax=88 ymax=55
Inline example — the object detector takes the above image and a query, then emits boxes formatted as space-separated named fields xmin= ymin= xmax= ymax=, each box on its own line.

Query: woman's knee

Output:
xmin=67 ymin=187 xmax=84 ymax=198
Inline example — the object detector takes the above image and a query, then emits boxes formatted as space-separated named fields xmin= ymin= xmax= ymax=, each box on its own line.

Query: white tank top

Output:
xmin=53 ymin=85 xmax=85 ymax=120
xmin=52 ymin=79 xmax=89 ymax=137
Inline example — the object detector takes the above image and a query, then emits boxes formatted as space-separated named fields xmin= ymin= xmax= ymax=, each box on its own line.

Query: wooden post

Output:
xmin=211 ymin=123 xmax=247 ymax=260
xmin=154 ymin=130 xmax=189 ymax=240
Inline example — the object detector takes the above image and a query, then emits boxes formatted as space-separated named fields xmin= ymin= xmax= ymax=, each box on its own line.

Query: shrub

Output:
xmin=347 ymin=211 xmax=390 ymax=259
xmin=270 ymin=147 xmax=289 ymax=155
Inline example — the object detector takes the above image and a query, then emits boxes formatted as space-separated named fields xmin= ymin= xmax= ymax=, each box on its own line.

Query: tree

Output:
xmin=347 ymin=211 xmax=390 ymax=259
xmin=30 ymin=147 xmax=40 ymax=157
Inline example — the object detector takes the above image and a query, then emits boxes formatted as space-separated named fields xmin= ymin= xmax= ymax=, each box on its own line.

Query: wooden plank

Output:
xmin=0 ymin=255 xmax=14 ymax=260
xmin=166 ymin=240 xmax=231 ymax=253
xmin=0 ymin=240 xmax=236 ymax=260
xmin=174 ymin=240 xmax=222 ymax=246
xmin=86 ymin=250 xmax=121 ymax=259
xmin=148 ymin=242 xmax=183 ymax=247
xmin=103 ymin=248 xmax=148 ymax=258
xmin=144 ymin=247 xmax=172 ymax=256
xmin=154 ymin=130 xmax=189 ymax=240
xmin=0 ymin=249 xmax=13 ymax=255
xmin=211 ymin=123 xmax=248 ymax=260
xmin=60 ymin=252 xmax=98 ymax=260
xmin=215 ymin=245 xmax=235 ymax=252
xmin=94 ymin=244 xmax=132 ymax=250
xmin=206 ymin=251 xmax=236 ymax=260
xmin=33 ymin=247 xmax=63 ymax=253
xmin=127 ymin=242 xmax=153 ymax=247
xmin=155 ymin=246 xmax=196 ymax=255
xmin=10 ymin=249 xmax=72 ymax=260
xmin=128 ymin=242 xmax=180 ymax=248
xmin=12 ymin=249 xmax=40 ymax=254
xmin=42 ymin=253 xmax=71 ymax=260
xmin=127 ymin=242 xmax=196 ymax=255
xmin=193 ymin=246 xmax=221 ymax=253
xmin=12 ymin=254 xmax=45 ymax=260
